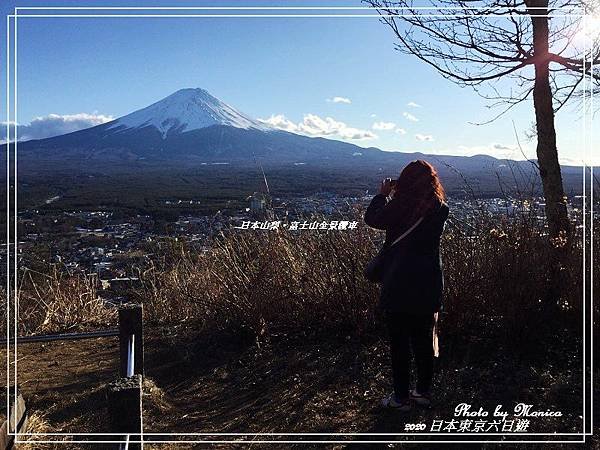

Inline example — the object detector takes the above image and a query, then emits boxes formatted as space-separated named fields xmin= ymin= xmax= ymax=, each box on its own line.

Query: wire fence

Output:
xmin=0 ymin=329 xmax=119 ymax=345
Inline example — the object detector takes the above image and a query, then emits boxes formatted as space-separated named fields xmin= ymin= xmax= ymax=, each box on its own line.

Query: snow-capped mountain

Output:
xmin=107 ymin=88 xmax=269 ymax=138
xmin=10 ymin=87 xmax=581 ymax=192
xmin=15 ymin=87 xmax=388 ymax=168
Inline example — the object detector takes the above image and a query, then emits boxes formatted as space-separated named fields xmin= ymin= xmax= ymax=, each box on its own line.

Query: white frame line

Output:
xmin=4 ymin=14 xmax=588 ymax=18
xmin=12 ymin=7 xmax=17 ymax=442
xmin=13 ymin=6 xmax=587 ymax=10
xmin=5 ymin=5 xmax=594 ymax=445
xmin=583 ymin=11 xmax=595 ymax=436
xmin=4 ymin=12 xmax=10 ymax=442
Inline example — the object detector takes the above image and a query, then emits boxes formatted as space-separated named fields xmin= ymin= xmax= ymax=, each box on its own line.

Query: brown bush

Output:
xmin=9 ymin=266 xmax=115 ymax=335
xmin=133 ymin=224 xmax=381 ymax=339
xmin=129 ymin=212 xmax=586 ymax=351
xmin=6 ymin=211 xmax=590 ymax=350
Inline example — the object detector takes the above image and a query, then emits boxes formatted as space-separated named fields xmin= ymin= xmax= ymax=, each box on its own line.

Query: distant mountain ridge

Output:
xmin=9 ymin=87 xmax=398 ymax=167
xmin=4 ymin=87 xmax=584 ymax=197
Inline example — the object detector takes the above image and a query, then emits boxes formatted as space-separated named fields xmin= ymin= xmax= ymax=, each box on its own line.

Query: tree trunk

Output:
xmin=529 ymin=2 xmax=572 ymax=307
xmin=530 ymin=4 xmax=570 ymax=239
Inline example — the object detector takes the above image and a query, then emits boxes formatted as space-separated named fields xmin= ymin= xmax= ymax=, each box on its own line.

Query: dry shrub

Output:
xmin=132 ymin=211 xmax=585 ymax=351
xmin=20 ymin=412 xmax=55 ymax=449
xmin=8 ymin=208 xmax=589 ymax=350
xmin=441 ymin=213 xmax=583 ymax=353
xmin=16 ymin=265 xmax=116 ymax=335
xmin=134 ymin=224 xmax=380 ymax=339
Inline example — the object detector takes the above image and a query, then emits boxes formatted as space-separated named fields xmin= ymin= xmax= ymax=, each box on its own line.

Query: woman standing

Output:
xmin=364 ymin=160 xmax=449 ymax=412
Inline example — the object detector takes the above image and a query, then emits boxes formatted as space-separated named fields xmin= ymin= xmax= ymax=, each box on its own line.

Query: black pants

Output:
xmin=385 ymin=311 xmax=435 ymax=400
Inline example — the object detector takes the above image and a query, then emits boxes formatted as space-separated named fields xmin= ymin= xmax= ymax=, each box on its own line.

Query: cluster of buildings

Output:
xmin=1 ymin=192 xmax=593 ymax=303
xmin=448 ymin=196 xmax=588 ymax=225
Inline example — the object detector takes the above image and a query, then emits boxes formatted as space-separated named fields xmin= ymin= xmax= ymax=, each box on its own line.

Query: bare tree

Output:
xmin=365 ymin=0 xmax=600 ymax=240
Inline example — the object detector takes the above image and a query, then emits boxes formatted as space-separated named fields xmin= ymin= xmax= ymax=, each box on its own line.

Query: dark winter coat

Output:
xmin=364 ymin=193 xmax=449 ymax=314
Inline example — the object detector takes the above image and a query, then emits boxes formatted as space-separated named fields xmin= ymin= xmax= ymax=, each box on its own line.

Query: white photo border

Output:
xmin=4 ymin=4 xmax=594 ymax=445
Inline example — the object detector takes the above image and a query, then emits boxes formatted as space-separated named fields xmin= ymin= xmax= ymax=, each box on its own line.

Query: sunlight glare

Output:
xmin=574 ymin=15 xmax=600 ymax=45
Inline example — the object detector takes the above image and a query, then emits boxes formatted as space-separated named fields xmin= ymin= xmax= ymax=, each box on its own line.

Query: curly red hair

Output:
xmin=393 ymin=160 xmax=446 ymax=224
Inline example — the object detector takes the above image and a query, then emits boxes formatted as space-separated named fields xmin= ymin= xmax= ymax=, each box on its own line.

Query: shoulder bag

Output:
xmin=364 ymin=216 xmax=424 ymax=283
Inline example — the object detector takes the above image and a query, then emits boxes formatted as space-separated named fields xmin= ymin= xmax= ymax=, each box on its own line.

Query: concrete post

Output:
xmin=107 ymin=375 xmax=143 ymax=450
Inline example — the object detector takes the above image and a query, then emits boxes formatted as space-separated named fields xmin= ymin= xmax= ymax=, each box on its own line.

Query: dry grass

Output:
xmin=3 ymin=325 xmax=585 ymax=446
xmin=126 ymin=211 xmax=587 ymax=356
xmin=4 ymin=209 xmax=589 ymax=350
xmin=1 ymin=206 xmax=594 ymax=447
xmin=20 ymin=412 xmax=55 ymax=450
xmin=134 ymin=223 xmax=380 ymax=340
xmin=20 ymin=266 xmax=116 ymax=335
xmin=0 ymin=266 xmax=116 ymax=336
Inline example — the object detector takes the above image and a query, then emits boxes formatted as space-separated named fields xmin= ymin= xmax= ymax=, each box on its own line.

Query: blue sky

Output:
xmin=1 ymin=0 xmax=597 ymax=165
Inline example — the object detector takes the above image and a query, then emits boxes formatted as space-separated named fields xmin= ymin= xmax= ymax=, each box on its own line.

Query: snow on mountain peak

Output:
xmin=108 ymin=88 xmax=269 ymax=138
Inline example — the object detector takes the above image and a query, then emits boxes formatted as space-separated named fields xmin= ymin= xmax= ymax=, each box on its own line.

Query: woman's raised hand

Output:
xmin=380 ymin=178 xmax=393 ymax=196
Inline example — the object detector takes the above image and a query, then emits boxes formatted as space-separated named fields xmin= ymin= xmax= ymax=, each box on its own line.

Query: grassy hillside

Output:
xmin=1 ymin=208 xmax=597 ymax=446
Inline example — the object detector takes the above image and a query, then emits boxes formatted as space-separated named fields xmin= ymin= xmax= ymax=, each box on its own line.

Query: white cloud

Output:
xmin=1 ymin=113 xmax=114 ymax=143
xmin=461 ymin=143 xmax=518 ymax=158
xmin=415 ymin=134 xmax=434 ymax=142
xmin=370 ymin=113 xmax=377 ymax=118
xmin=395 ymin=128 xmax=407 ymax=135
xmin=257 ymin=114 xmax=299 ymax=133
xmin=299 ymin=114 xmax=376 ymax=140
xmin=422 ymin=142 xmax=594 ymax=165
xmin=259 ymin=113 xmax=376 ymax=141
xmin=372 ymin=121 xmax=396 ymax=131
xmin=407 ymin=102 xmax=421 ymax=108
xmin=403 ymin=112 xmax=419 ymax=122
xmin=327 ymin=96 xmax=351 ymax=104
xmin=428 ymin=143 xmax=522 ymax=159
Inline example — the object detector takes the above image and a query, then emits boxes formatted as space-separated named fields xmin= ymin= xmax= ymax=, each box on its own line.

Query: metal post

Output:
xmin=127 ymin=334 xmax=135 ymax=377
xmin=118 ymin=304 xmax=143 ymax=377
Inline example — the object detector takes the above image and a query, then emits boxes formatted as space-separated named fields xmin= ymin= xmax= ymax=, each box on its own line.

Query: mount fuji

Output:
xmin=8 ymin=88 xmax=583 ymax=196
xmin=15 ymin=87 xmax=401 ymax=170
xmin=106 ymin=88 xmax=269 ymax=138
